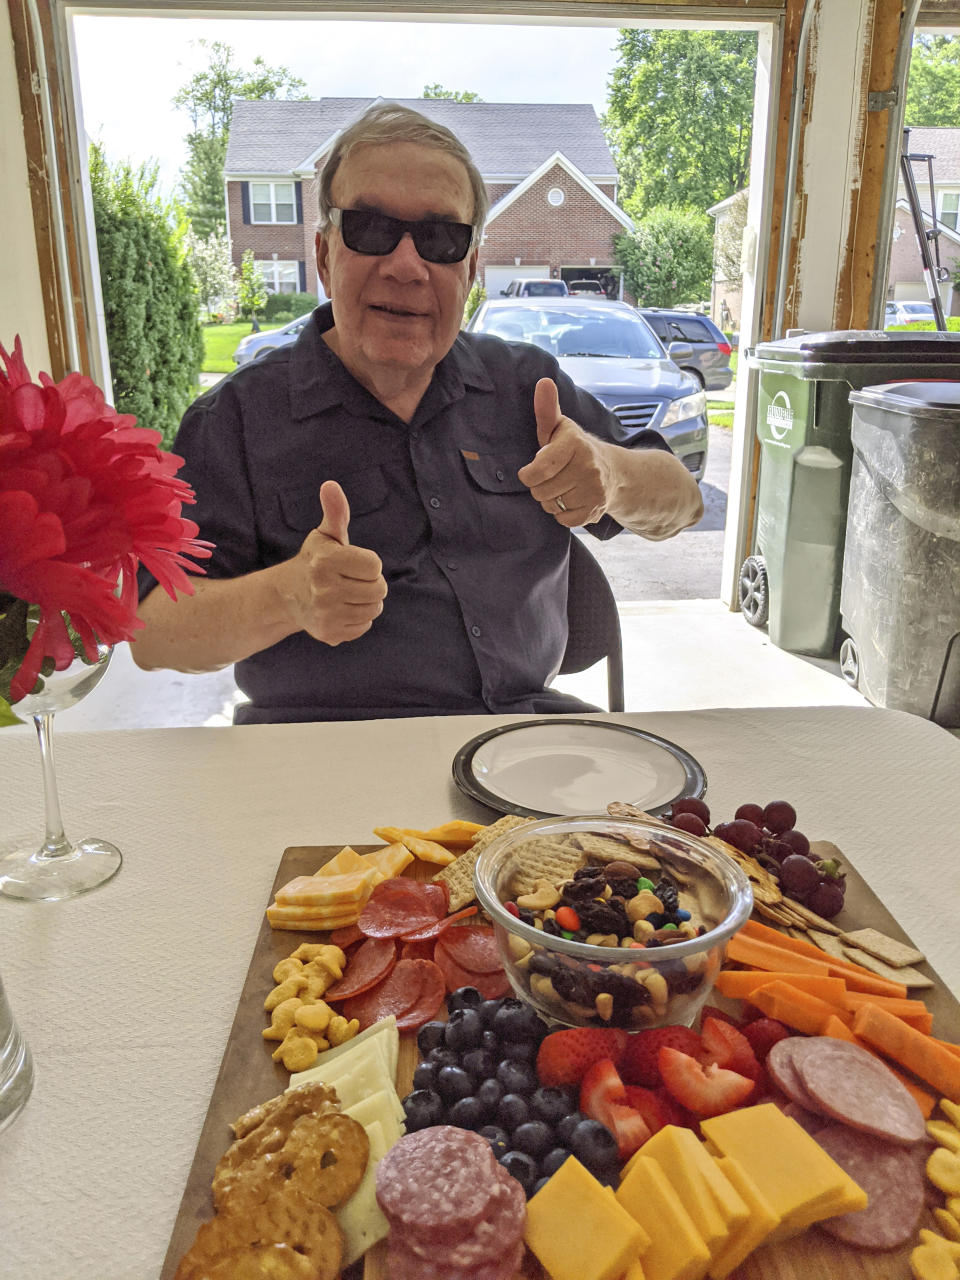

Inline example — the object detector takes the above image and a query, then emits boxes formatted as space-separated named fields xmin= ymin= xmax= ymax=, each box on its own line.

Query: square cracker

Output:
xmin=839 ymin=945 xmax=934 ymax=988
xmin=838 ymin=927 xmax=925 ymax=968
xmin=504 ymin=837 xmax=586 ymax=898
xmin=432 ymin=814 xmax=531 ymax=912
xmin=806 ymin=928 xmax=849 ymax=960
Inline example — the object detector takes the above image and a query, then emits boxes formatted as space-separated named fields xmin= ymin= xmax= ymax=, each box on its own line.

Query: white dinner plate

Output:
xmin=452 ymin=718 xmax=706 ymax=818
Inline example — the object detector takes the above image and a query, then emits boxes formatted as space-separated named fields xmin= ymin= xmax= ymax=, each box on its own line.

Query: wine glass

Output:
xmin=0 ymin=634 xmax=122 ymax=901
xmin=0 ymin=973 xmax=34 ymax=1132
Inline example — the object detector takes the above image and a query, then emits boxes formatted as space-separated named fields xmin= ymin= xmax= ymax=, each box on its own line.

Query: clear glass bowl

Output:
xmin=473 ymin=814 xmax=753 ymax=1030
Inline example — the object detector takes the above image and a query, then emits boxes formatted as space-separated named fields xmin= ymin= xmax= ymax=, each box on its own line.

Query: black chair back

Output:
xmin=560 ymin=536 xmax=625 ymax=712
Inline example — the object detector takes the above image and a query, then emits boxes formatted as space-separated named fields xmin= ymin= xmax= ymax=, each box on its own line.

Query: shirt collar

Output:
xmin=288 ymin=302 xmax=495 ymax=423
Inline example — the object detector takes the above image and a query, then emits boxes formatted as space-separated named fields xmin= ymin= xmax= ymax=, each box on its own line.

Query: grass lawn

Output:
xmin=202 ymin=322 xmax=283 ymax=374
xmin=730 ymin=350 xmax=738 ymax=378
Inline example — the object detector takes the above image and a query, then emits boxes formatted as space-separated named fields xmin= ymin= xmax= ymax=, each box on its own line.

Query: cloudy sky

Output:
xmin=72 ymin=15 xmax=623 ymax=199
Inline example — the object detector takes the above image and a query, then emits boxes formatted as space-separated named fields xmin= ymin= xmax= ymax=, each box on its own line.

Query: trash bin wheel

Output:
xmin=738 ymin=555 xmax=769 ymax=627
xmin=839 ymin=637 xmax=860 ymax=688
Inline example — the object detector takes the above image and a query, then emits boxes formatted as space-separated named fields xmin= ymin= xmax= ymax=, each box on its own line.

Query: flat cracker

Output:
xmin=504 ymin=837 xmax=586 ymax=897
xmin=573 ymin=832 xmax=662 ymax=872
xmin=432 ymin=814 xmax=531 ymax=912
xmin=806 ymin=928 xmax=850 ymax=960
xmin=839 ymin=945 xmax=934 ymax=988
xmin=838 ymin=927 xmax=925 ymax=968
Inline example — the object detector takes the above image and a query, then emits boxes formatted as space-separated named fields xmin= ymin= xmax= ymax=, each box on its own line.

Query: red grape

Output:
xmin=713 ymin=819 xmax=762 ymax=854
xmin=762 ymin=800 xmax=797 ymax=835
xmin=671 ymin=797 xmax=711 ymax=826
xmin=734 ymin=803 xmax=764 ymax=827
xmin=670 ymin=812 xmax=708 ymax=838
xmin=779 ymin=829 xmax=810 ymax=858
xmin=806 ymin=880 xmax=845 ymax=919
xmin=778 ymin=854 xmax=820 ymax=898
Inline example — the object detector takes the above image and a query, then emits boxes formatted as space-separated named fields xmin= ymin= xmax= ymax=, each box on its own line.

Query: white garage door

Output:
xmin=482 ymin=265 xmax=549 ymax=299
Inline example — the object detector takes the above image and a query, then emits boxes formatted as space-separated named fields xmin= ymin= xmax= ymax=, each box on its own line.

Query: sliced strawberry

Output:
xmin=700 ymin=1017 xmax=760 ymax=1079
xmin=699 ymin=1004 xmax=742 ymax=1029
xmin=623 ymin=1084 xmax=671 ymax=1136
xmin=604 ymin=1102 xmax=652 ymax=1159
xmin=658 ymin=1047 xmax=756 ymax=1118
xmin=535 ymin=1027 xmax=629 ymax=1089
xmin=580 ymin=1060 xmax=650 ymax=1159
xmin=653 ymin=1085 xmax=698 ymax=1130
xmin=741 ymin=1017 xmax=792 ymax=1062
xmin=620 ymin=1025 xmax=702 ymax=1088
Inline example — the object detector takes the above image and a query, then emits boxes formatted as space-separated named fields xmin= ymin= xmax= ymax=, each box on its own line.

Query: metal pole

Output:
xmin=900 ymin=127 xmax=947 ymax=331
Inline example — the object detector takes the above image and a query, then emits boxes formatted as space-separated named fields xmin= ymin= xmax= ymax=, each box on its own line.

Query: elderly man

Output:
xmin=132 ymin=104 xmax=702 ymax=723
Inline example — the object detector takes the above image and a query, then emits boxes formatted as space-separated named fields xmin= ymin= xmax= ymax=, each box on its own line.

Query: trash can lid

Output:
xmin=753 ymin=329 xmax=960 ymax=365
xmin=850 ymin=380 xmax=960 ymax=419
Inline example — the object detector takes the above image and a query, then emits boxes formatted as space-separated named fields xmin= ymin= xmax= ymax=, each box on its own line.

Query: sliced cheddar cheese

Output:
xmin=708 ymin=1157 xmax=780 ymax=1280
xmin=316 ymin=846 xmax=369 ymax=877
xmin=359 ymin=842 xmax=414 ymax=879
xmin=616 ymin=1156 xmax=711 ymax=1280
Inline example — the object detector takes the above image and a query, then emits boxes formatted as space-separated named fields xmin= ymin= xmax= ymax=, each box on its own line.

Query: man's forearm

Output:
xmin=130 ymin=566 xmax=298 ymax=673
xmin=601 ymin=442 xmax=704 ymax=540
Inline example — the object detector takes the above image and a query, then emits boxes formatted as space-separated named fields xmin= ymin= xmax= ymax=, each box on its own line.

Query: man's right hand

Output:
xmin=281 ymin=480 xmax=387 ymax=646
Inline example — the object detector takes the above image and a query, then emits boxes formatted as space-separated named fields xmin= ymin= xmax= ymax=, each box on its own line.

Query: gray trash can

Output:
xmin=742 ymin=330 xmax=960 ymax=657
xmin=840 ymin=381 xmax=960 ymax=726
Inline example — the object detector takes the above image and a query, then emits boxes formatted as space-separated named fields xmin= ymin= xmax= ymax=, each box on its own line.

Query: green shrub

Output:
xmin=615 ymin=206 xmax=713 ymax=309
xmin=271 ymin=311 xmax=294 ymax=325
xmin=264 ymin=291 xmax=317 ymax=320
xmin=463 ymin=281 xmax=486 ymax=325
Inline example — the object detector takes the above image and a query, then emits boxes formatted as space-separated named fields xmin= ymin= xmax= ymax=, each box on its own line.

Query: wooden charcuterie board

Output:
xmin=162 ymin=841 xmax=960 ymax=1280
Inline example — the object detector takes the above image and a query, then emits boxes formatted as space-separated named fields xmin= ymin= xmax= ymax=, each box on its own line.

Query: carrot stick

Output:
xmin=853 ymin=1004 xmax=960 ymax=1102
xmin=726 ymin=932 xmax=832 ymax=976
xmin=830 ymin=966 xmax=909 ymax=998
xmin=739 ymin=919 xmax=909 ymax=997
xmin=842 ymin=993 xmax=933 ymax=1033
xmin=934 ymin=1038 xmax=960 ymax=1061
xmin=821 ymin=1016 xmax=937 ymax=1117
xmin=749 ymin=980 xmax=853 ymax=1035
xmin=714 ymin=971 xmax=848 ymax=1003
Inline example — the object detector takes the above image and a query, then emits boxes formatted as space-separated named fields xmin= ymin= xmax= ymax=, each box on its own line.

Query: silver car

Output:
xmin=464 ymin=297 xmax=708 ymax=481
xmin=232 ymin=314 xmax=312 ymax=366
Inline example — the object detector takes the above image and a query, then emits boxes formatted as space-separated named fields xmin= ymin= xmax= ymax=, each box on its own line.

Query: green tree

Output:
xmin=615 ymin=206 xmax=714 ymax=308
xmin=422 ymin=84 xmax=483 ymax=102
xmin=905 ymin=35 xmax=960 ymax=126
xmin=237 ymin=249 xmax=268 ymax=321
xmin=89 ymin=145 xmax=203 ymax=451
xmin=173 ymin=41 xmax=308 ymax=234
xmin=605 ymin=30 xmax=757 ymax=216
xmin=184 ymin=227 xmax=236 ymax=319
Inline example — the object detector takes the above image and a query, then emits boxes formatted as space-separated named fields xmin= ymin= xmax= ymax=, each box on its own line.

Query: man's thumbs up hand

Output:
xmin=518 ymin=377 xmax=612 ymax=527
xmin=281 ymin=481 xmax=387 ymax=646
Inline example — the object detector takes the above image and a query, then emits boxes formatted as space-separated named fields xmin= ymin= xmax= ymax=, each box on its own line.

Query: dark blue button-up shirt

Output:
xmin=140 ymin=306 xmax=670 ymax=723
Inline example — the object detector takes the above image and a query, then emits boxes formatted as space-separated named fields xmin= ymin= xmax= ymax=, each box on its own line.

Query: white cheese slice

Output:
xmin=336 ymin=1118 xmax=391 ymax=1266
xmin=345 ymin=1090 xmax=403 ymax=1146
xmin=288 ymin=1040 xmax=403 ymax=1123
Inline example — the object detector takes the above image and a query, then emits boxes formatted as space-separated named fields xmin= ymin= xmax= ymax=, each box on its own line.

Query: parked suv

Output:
xmin=500 ymin=278 xmax=569 ymax=298
xmin=567 ymin=280 xmax=605 ymax=296
xmin=638 ymin=308 xmax=733 ymax=391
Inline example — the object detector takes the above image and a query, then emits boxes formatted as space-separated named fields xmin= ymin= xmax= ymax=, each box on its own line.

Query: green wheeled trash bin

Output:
xmin=741 ymin=330 xmax=960 ymax=657
xmin=840 ymin=381 xmax=960 ymax=727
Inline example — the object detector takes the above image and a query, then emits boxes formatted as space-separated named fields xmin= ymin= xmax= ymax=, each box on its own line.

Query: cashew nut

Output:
xmin=516 ymin=879 xmax=561 ymax=911
xmin=626 ymin=890 xmax=664 ymax=923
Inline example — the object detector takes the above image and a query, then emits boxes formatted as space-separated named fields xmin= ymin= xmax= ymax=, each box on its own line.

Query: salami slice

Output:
xmin=327 ymin=924 xmax=364 ymax=950
xmin=400 ymin=938 xmax=436 ymax=963
xmin=377 ymin=1127 xmax=500 ymax=1244
xmin=436 ymin=924 xmax=501 ymax=974
xmin=394 ymin=959 xmax=447 ymax=1032
xmin=791 ymin=1038 xmax=926 ymax=1146
xmin=435 ymin=935 xmax=510 ymax=1000
xmin=780 ymin=1099 xmax=830 ymax=1138
xmin=323 ymin=938 xmax=397 ymax=1001
xmin=358 ymin=881 xmax=444 ymax=939
xmin=815 ymin=1124 xmax=924 ymax=1250
xmin=340 ymin=957 xmax=426 ymax=1030
xmin=766 ymin=1038 xmax=829 ymax=1115
xmin=397 ymin=1162 xmax=526 ymax=1266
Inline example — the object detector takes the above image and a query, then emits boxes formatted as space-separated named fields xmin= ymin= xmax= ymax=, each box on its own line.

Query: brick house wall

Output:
xmin=226 ymin=180 xmax=316 ymax=290
xmin=888 ymin=205 xmax=960 ymax=314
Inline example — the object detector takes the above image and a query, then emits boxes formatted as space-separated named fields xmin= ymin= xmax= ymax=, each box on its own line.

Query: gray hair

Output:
xmin=316 ymin=102 xmax=488 ymax=238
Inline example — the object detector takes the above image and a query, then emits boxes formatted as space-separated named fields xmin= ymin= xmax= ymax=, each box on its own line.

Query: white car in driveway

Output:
xmin=884 ymin=300 xmax=936 ymax=327
xmin=232 ymin=314 xmax=312 ymax=365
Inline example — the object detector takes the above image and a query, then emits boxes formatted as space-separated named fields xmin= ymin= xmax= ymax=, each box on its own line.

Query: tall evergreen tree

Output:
xmin=421 ymin=84 xmax=484 ymax=102
xmin=89 ymin=145 xmax=203 ymax=451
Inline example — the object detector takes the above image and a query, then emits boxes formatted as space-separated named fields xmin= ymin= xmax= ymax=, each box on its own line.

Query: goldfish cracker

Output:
xmin=326 ymin=1014 xmax=360 ymax=1047
xmin=272 ymin=956 xmax=304 ymax=984
xmin=262 ymin=998 xmax=303 ymax=1042
xmin=929 ymin=1149 xmax=960 ymax=1196
xmin=291 ymin=943 xmax=346 ymax=970
xmin=911 ymin=1243 xmax=960 ymax=1280
xmin=920 ymin=1230 xmax=960 ymax=1260
xmin=264 ymin=974 xmax=308 ymax=1012
xmin=294 ymin=1002 xmax=333 ymax=1035
xmin=935 ymin=1210 xmax=960 ymax=1244
xmin=271 ymin=1028 xmax=321 ymax=1073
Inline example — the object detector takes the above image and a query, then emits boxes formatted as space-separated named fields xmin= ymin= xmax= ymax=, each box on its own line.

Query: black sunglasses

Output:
xmin=329 ymin=207 xmax=475 ymax=265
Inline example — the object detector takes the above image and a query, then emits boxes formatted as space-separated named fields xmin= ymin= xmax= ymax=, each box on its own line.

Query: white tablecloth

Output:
xmin=0 ymin=707 xmax=958 ymax=1278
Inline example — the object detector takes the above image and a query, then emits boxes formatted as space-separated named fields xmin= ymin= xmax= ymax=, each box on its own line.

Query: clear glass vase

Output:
xmin=0 ymin=639 xmax=122 ymax=901
xmin=0 ymin=973 xmax=34 ymax=1132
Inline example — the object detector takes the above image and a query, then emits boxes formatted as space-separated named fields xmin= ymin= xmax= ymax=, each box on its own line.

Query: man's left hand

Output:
xmin=517 ymin=378 xmax=613 ymax=527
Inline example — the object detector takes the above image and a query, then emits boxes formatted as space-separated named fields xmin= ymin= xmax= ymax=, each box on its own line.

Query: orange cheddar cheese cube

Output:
xmin=275 ymin=868 xmax=380 ymax=907
xmin=708 ymin=1157 xmax=780 ymax=1280
xmin=616 ymin=1156 xmax=711 ymax=1280
xmin=315 ymin=846 xmax=369 ymax=877
xmin=525 ymin=1156 xmax=648 ymax=1280
xmin=638 ymin=1128 xmax=732 ymax=1257
xmin=359 ymin=843 xmax=414 ymax=879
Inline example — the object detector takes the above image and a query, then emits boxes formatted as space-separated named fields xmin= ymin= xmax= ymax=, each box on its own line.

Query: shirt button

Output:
xmin=447 ymin=561 xmax=459 ymax=571
xmin=411 ymin=428 xmax=421 ymax=440
xmin=495 ymin=468 xmax=504 ymax=481
xmin=429 ymin=496 xmax=441 ymax=509
xmin=471 ymin=624 xmax=482 ymax=638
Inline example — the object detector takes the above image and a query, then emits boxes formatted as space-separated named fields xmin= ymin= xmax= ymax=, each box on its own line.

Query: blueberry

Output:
xmin=476 ymin=1077 xmax=504 ymax=1120
xmin=496 ymin=1059 xmax=539 ymax=1096
xmin=478 ymin=1124 xmax=511 ymax=1158
xmin=540 ymin=1146 xmax=572 ymax=1178
xmin=494 ymin=999 xmax=548 ymax=1043
xmin=447 ymin=986 xmax=483 ymax=1014
xmin=478 ymin=998 xmax=504 ymax=1028
xmin=500 ymin=1150 xmax=539 ymax=1195
xmin=569 ymin=1118 xmax=619 ymax=1176
xmin=496 ymin=1092 xmax=531 ymax=1131
xmin=556 ymin=1111 xmax=588 ymax=1146
xmin=444 ymin=1008 xmax=484 ymax=1054
xmin=412 ymin=1061 xmax=439 ymax=1092
xmin=530 ymin=1087 xmax=574 ymax=1127
xmin=461 ymin=1048 xmax=497 ymax=1080
xmin=481 ymin=1029 xmax=500 ymax=1056
xmin=416 ymin=1021 xmax=446 ymax=1056
xmin=499 ymin=1037 xmax=538 ymax=1064
xmin=436 ymin=1065 xmax=475 ymax=1104
xmin=402 ymin=1089 xmax=445 ymax=1132
xmin=446 ymin=1095 xmax=484 ymax=1130
xmin=427 ymin=1046 xmax=460 ymax=1070
xmin=532 ymin=1175 xmax=552 ymax=1196
xmin=512 ymin=1120 xmax=553 ymax=1159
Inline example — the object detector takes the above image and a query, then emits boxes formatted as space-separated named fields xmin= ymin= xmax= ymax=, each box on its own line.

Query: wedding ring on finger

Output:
xmin=555 ymin=495 xmax=568 ymax=513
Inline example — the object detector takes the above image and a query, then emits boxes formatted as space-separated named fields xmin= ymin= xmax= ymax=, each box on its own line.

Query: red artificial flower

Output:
xmin=0 ymin=336 xmax=212 ymax=702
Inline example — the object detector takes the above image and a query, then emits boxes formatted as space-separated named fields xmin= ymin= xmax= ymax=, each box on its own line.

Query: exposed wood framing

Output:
xmin=918 ymin=0 xmax=960 ymax=22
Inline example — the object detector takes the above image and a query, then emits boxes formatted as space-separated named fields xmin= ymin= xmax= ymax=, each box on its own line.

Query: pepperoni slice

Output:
xmin=394 ymin=960 xmax=447 ymax=1031
xmin=328 ymin=924 xmax=365 ymax=950
xmin=434 ymin=935 xmax=510 ymax=1000
xmin=437 ymin=924 xmax=501 ymax=974
xmin=358 ymin=881 xmax=444 ymax=938
xmin=400 ymin=938 xmax=436 ymax=963
xmin=324 ymin=938 xmax=397 ymax=1001
xmin=340 ymin=958 xmax=427 ymax=1030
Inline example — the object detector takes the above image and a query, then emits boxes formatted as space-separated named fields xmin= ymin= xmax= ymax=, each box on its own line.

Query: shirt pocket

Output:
xmin=277 ymin=466 xmax=389 ymax=536
xmin=460 ymin=450 xmax=546 ymax=552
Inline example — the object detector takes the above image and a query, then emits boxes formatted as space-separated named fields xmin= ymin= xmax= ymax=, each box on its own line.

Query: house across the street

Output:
xmin=223 ymin=96 xmax=634 ymax=303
